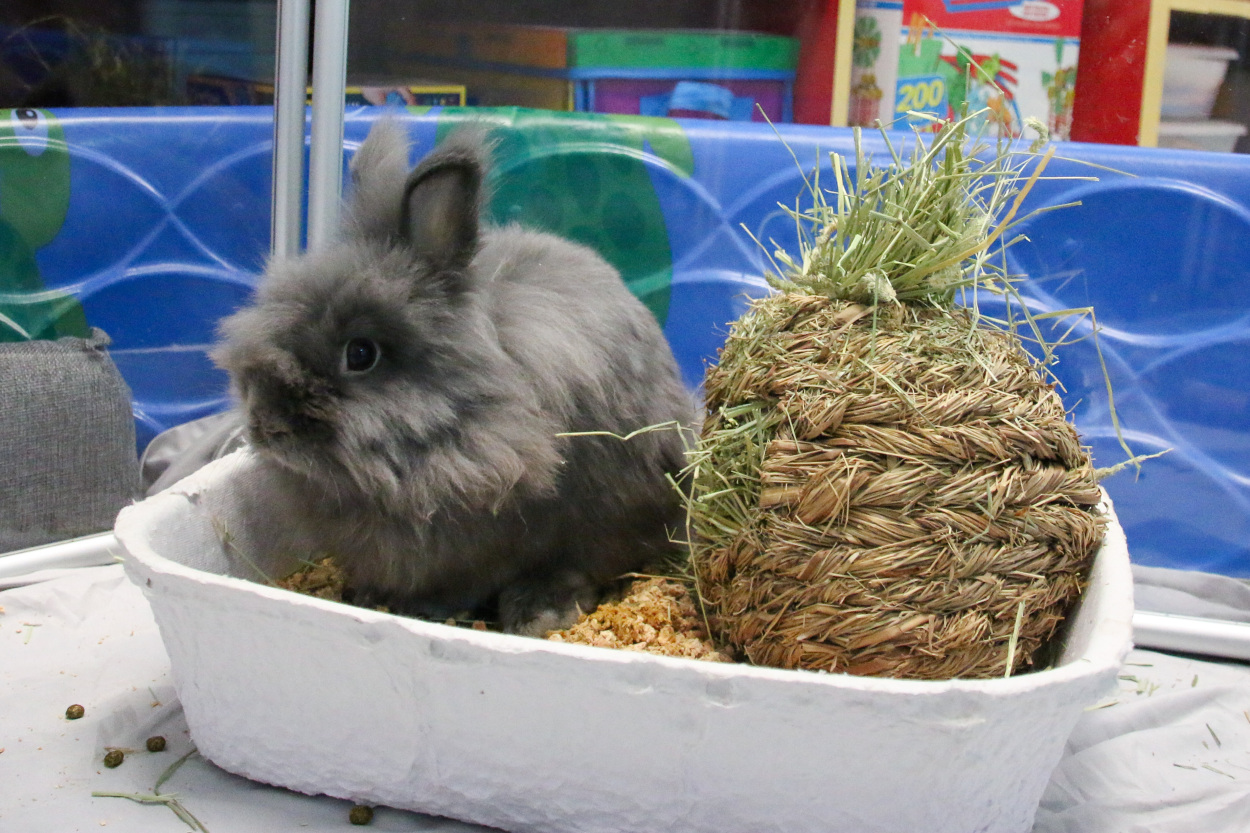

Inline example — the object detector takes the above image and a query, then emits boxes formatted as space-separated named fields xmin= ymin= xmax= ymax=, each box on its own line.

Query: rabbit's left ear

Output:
xmin=399 ymin=135 xmax=485 ymax=273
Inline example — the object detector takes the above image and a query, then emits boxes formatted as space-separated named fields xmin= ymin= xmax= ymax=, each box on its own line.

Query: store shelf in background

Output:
xmin=763 ymin=0 xmax=857 ymax=127
xmin=383 ymin=23 xmax=799 ymax=122
xmin=185 ymin=74 xmax=465 ymax=107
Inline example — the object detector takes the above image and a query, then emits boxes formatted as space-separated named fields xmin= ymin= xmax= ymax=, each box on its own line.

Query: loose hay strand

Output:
xmin=1004 ymin=598 xmax=1026 ymax=678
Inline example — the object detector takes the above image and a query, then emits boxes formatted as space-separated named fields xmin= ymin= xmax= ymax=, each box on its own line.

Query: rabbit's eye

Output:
xmin=343 ymin=337 xmax=380 ymax=373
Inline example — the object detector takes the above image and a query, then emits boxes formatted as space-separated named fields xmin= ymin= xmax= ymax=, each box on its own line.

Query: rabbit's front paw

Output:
xmin=497 ymin=571 xmax=601 ymax=637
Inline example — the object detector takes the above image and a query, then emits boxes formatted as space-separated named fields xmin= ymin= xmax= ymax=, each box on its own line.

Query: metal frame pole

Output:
xmin=270 ymin=0 xmax=311 ymax=259
xmin=1132 ymin=610 xmax=1250 ymax=661
xmin=0 ymin=534 xmax=118 ymax=586
xmin=307 ymin=0 xmax=351 ymax=251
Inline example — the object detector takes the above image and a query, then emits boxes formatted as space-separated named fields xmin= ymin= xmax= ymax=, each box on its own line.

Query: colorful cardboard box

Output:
xmin=386 ymin=24 xmax=799 ymax=122
xmin=186 ymin=74 xmax=465 ymax=107
xmin=850 ymin=0 xmax=1083 ymax=138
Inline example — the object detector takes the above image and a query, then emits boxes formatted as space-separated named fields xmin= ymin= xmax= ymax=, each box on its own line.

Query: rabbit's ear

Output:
xmin=399 ymin=132 xmax=486 ymax=273
xmin=345 ymin=119 xmax=411 ymax=243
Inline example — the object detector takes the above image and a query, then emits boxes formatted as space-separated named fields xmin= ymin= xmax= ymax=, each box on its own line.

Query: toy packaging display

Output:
xmin=851 ymin=0 xmax=1083 ymax=138
xmin=385 ymin=24 xmax=799 ymax=122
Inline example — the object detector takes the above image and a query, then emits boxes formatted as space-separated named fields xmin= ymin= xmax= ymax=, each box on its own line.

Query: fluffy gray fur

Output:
xmin=213 ymin=119 xmax=693 ymax=634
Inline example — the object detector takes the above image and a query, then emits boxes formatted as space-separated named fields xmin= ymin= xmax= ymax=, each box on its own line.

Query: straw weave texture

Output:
xmin=691 ymin=293 xmax=1103 ymax=679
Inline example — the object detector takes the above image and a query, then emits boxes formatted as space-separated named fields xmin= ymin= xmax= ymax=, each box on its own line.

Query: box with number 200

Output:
xmin=850 ymin=0 xmax=1083 ymax=139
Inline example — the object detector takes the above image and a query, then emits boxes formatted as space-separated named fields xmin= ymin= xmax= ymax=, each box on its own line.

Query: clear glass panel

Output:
xmin=0 ymin=2 xmax=280 ymax=447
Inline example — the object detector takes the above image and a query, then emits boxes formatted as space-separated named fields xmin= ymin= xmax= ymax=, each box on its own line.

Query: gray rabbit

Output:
xmin=212 ymin=120 xmax=693 ymax=634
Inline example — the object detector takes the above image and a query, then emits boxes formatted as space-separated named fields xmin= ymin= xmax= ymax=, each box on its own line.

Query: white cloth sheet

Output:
xmin=3 ymin=565 xmax=1248 ymax=832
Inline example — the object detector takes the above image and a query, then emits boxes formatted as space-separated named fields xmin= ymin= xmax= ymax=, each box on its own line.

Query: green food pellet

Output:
xmin=103 ymin=750 xmax=124 ymax=768
xmin=145 ymin=736 xmax=167 ymax=752
xmin=65 ymin=704 xmax=85 ymax=720
xmin=349 ymin=805 xmax=373 ymax=825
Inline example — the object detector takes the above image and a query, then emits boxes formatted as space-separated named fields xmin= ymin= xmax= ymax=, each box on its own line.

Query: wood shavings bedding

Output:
xmin=547 ymin=577 xmax=731 ymax=662
xmin=276 ymin=561 xmax=729 ymax=662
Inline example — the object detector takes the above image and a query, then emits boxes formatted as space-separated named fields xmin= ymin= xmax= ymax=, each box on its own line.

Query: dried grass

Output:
xmin=687 ymin=113 xmax=1106 ymax=680
xmin=690 ymin=294 xmax=1103 ymax=679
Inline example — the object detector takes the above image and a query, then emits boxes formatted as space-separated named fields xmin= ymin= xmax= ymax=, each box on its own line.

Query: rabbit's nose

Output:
xmin=247 ymin=387 xmax=335 ymax=447
xmin=247 ymin=409 xmax=295 ymax=445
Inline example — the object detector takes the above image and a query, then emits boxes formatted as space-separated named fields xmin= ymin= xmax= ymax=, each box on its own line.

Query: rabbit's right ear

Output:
xmin=399 ymin=130 xmax=488 ymax=273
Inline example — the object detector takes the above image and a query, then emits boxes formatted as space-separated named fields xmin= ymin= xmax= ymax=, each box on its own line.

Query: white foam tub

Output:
xmin=1157 ymin=118 xmax=1248 ymax=153
xmin=1163 ymin=43 xmax=1239 ymax=120
xmin=116 ymin=449 xmax=1134 ymax=833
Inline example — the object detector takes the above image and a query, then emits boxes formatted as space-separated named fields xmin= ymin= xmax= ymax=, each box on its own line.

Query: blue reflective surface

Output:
xmin=15 ymin=106 xmax=1250 ymax=577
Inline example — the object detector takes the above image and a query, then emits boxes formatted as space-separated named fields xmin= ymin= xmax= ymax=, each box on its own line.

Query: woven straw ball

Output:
xmin=690 ymin=293 xmax=1105 ymax=680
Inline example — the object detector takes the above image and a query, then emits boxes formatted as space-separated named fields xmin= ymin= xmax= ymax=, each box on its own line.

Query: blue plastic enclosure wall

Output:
xmin=18 ymin=105 xmax=1250 ymax=578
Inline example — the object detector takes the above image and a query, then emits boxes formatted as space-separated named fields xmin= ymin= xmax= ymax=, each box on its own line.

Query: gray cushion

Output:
xmin=0 ymin=329 xmax=140 ymax=551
